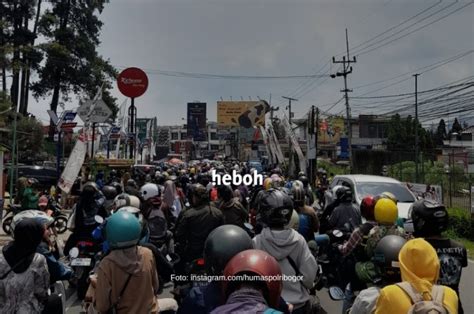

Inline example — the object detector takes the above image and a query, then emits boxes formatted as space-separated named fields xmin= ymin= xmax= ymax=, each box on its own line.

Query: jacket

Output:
xmin=211 ymin=288 xmax=281 ymax=314
xmin=328 ymin=202 xmax=361 ymax=232
xmin=375 ymin=238 xmax=458 ymax=314
xmin=21 ymin=187 xmax=38 ymax=209
xmin=219 ymin=197 xmax=248 ymax=228
xmin=95 ymin=246 xmax=159 ymax=314
xmin=253 ymin=228 xmax=317 ymax=309
xmin=175 ymin=203 xmax=225 ymax=262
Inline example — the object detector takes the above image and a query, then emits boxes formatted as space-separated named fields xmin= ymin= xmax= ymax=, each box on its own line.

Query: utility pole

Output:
xmin=414 ymin=73 xmax=420 ymax=183
xmin=309 ymin=106 xmax=319 ymax=184
xmin=282 ymin=96 xmax=297 ymax=173
xmin=331 ymin=28 xmax=356 ymax=172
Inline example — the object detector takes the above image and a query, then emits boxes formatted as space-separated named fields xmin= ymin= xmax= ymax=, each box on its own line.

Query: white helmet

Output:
xmin=11 ymin=210 xmax=54 ymax=237
xmin=114 ymin=193 xmax=141 ymax=210
xmin=140 ymin=183 xmax=160 ymax=201
xmin=114 ymin=206 xmax=144 ymax=227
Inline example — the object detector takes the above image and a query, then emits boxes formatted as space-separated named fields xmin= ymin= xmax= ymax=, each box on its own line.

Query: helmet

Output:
xmin=335 ymin=186 xmax=352 ymax=203
xmin=291 ymin=185 xmax=305 ymax=206
xmin=409 ymin=199 xmax=448 ymax=236
xmin=190 ymin=183 xmax=209 ymax=205
xmin=114 ymin=193 xmax=141 ymax=210
xmin=83 ymin=181 xmax=99 ymax=192
xmin=126 ymin=179 xmax=138 ymax=189
xmin=373 ymin=235 xmax=406 ymax=274
xmin=376 ymin=191 xmax=398 ymax=204
xmin=38 ymin=195 xmax=49 ymax=208
xmin=110 ymin=181 xmax=123 ymax=195
xmin=332 ymin=185 xmax=344 ymax=195
xmin=286 ymin=209 xmax=300 ymax=230
xmin=298 ymin=176 xmax=309 ymax=187
xmin=115 ymin=206 xmax=144 ymax=228
xmin=11 ymin=210 xmax=54 ymax=236
xmin=102 ymin=185 xmax=118 ymax=200
xmin=257 ymin=189 xmax=294 ymax=227
xmin=140 ymin=183 xmax=160 ymax=201
xmin=360 ymin=195 xmax=376 ymax=221
xmin=374 ymin=198 xmax=398 ymax=225
xmin=27 ymin=177 xmax=39 ymax=187
xmin=223 ymin=249 xmax=282 ymax=308
xmin=204 ymin=225 xmax=254 ymax=275
xmin=263 ymin=178 xmax=272 ymax=191
xmin=105 ymin=211 xmax=141 ymax=249
xmin=217 ymin=185 xmax=234 ymax=202
xmin=292 ymin=180 xmax=304 ymax=189
xmin=109 ymin=169 xmax=118 ymax=177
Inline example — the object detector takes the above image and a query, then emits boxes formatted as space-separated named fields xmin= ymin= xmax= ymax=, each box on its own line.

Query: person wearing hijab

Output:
xmin=161 ymin=180 xmax=183 ymax=222
xmin=375 ymin=238 xmax=458 ymax=314
xmin=0 ymin=219 xmax=50 ymax=313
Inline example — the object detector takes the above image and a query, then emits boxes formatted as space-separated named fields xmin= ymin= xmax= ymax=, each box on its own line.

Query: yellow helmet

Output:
xmin=374 ymin=198 xmax=398 ymax=225
xmin=190 ymin=167 xmax=196 ymax=175
xmin=264 ymin=177 xmax=273 ymax=190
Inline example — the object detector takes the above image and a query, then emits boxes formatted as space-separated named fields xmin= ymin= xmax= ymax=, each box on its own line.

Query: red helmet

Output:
xmin=222 ymin=249 xmax=282 ymax=308
xmin=360 ymin=195 xmax=376 ymax=221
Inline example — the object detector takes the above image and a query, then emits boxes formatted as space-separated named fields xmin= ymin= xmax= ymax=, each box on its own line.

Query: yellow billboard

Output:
xmin=319 ymin=116 xmax=345 ymax=144
xmin=217 ymin=100 xmax=269 ymax=128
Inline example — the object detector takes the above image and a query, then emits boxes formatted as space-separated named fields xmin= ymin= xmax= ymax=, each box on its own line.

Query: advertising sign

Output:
xmin=117 ymin=67 xmax=148 ymax=98
xmin=217 ymin=100 xmax=269 ymax=128
xmin=406 ymin=183 xmax=443 ymax=203
xmin=187 ymin=103 xmax=207 ymax=141
xmin=77 ymin=99 xmax=112 ymax=124
xmin=136 ymin=118 xmax=150 ymax=142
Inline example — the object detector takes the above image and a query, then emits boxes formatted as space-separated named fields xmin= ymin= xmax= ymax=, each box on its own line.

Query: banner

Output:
xmin=259 ymin=126 xmax=274 ymax=164
xmin=217 ymin=100 xmax=269 ymax=128
xmin=58 ymin=130 xmax=88 ymax=193
xmin=405 ymin=183 xmax=443 ymax=203
xmin=115 ymin=99 xmax=127 ymax=158
xmin=282 ymin=115 xmax=307 ymax=172
xmin=187 ymin=102 xmax=207 ymax=141
xmin=266 ymin=119 xmax=284 ymax=164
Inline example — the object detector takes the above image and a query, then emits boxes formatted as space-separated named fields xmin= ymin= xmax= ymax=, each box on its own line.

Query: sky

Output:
xmin=29 ymin=0 xmax=474 ymax=128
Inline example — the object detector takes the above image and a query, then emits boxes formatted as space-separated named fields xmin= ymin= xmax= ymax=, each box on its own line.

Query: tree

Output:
xmin=386 ymin=113 xmax=435 ymax=155
xmin=31 ymin=0 xmax=117 ymax=139
xmin=451 ymin=118 xmax=462 ymax=135
xmin=434 ymin=119 xmax=447 ymax=145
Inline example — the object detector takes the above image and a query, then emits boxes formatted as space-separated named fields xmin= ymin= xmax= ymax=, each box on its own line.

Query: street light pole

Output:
xmin=414 ymin=73 xmax=420 ymax=183
xmin=9 ymin=110 xmax=17 ymax=205
xmin=282 ymin=96 xmax=297 ymax=174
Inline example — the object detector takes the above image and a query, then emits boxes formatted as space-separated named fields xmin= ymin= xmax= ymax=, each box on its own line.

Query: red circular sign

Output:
xmin=117 ymin=67 xmax=149 ymax=98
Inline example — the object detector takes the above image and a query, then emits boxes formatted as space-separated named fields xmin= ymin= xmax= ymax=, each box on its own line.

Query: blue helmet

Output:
xmin=105 ymin=211 xmax=141 ymax=249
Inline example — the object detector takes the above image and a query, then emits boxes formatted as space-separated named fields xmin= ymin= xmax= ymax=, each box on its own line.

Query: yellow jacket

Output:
xmin=375 ymin=238 xmax=458 ymax=314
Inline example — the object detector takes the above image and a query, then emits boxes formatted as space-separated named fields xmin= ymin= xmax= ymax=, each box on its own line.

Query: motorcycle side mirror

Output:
xmin=332 ymin=229 xmax=343 ymax=238
xmin=244 ymin=222 xmax=254 ymax=230
xmin=185 ymin=202 xmax=190 ymax=207
xmin=328 ymin=286 xmax=345 ymax=301
xmin=95 ymin=215 xmax=104 ymax=224
xmin=69 ymin=247 xmax=79 ymax=259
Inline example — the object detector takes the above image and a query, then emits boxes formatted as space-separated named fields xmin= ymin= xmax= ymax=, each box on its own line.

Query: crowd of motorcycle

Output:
xmin=0 ymin=162 xmax=468 ymax=314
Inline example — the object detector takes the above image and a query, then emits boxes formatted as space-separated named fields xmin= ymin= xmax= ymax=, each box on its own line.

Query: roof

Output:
xmin=334 ymin=174 xmax=401 ymax=184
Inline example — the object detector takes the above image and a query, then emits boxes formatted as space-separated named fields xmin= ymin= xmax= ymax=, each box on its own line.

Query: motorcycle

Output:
xmin=172 ymin=257 xmax=208 ymax=306
xmin=2 ymin=204 xmax=23 ymax=235
xmin=44 ymin=196 xmax=69 ymax=234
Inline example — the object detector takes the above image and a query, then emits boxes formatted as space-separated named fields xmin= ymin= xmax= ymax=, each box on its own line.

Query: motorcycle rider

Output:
xmin=327 ymin=186 xmax=361 ymax=232
xmin=21 ymin=178 xmax=40 ymax=210
xmin=297 ymin=175 xmax=314 ymax=206
xmin=410 ymin=199 xmax=467 ymax=313
xmin=253 ymin=189 xmax=317 ymax=314
xmin=93 ymin=211 xmax=177 ymax=313
xmin=175 ymin=183 xmax=224 ymax=268
xmin=291 ymin=185 xmax=319 ymax=242
xmin=178 ymin=224 xmax=254 ymax=314
xmin=374 ymin=238 xmax=458 ymax=314
xmin=0 ymin=219 xmax=52 ymax=313
xmin=211 ymin=249 xmax=284 ymax=314
xmin=350 ymin=235 xmax=407 ymax=314
xmin=215 ymin=185 xmax=248 ymax=228
xmin=124 ymin=178 xmax=141 ymax=199
xmin=102 ymin=185 xmax=118 ymax=215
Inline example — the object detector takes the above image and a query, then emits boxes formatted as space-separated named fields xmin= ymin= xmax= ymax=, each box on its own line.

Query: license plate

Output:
xmin=71 ymin=258 xmax=91 ymax=266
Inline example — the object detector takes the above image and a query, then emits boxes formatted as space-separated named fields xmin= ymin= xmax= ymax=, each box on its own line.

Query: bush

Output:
xmin=446 ymin=207 xmax=474 ymax=240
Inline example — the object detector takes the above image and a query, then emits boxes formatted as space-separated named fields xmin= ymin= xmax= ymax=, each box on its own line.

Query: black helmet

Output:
xmin=373 ymin=235 xmax=406 ymax=277
xmin=291 ymin=185 xmax=305 ymax=207
xmin=204 ymin=225 xmax=253 ymax=275
xmin=110 ymin=181 xmax=123 ymax=195
xmin=410 ymin=199 xmax=448 ymax=236
xmin=102 ymin=185 xmax=118 ymax=200
xmin=190 ymin=183 xmax=209 ymax=205
xmin=257 ymin=189 xmax=294 ymax=227
xmin=335 ymin=186 xmax=352 ymax=202
xmin=126 ymin=179 xmax=138 ymax=189
xmin=298 ymin=176 xmax=309 ymax=188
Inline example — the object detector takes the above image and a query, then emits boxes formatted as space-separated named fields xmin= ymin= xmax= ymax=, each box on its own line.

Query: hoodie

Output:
xmin=375 ymin=238 xmax=458 ymax=314
xmin=253 ymin=228 xmax=317 ymax=309
xmin=95 ymin=246 xmax=159 ymax=314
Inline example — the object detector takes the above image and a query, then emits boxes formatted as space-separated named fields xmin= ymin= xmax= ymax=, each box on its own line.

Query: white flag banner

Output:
xmin=282 ymin=115 xmax=307 ymax=172
xmin=115 ymin=99 xmax=127 ymax=159
xmin=266 ymin=120 xmax=284 ymax=164
xmin=259 ymin=126 xmax=274 ymax=164
xmin=58 ymin=130 xmax=88 ymax=193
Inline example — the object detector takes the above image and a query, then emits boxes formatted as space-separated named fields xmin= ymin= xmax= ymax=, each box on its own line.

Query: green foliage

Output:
xmin=386 ymin=113 xmax=435 ymax=153
xmin=317 ymin=160 xmax=349 ymax=176
xmin=446 ymin=207 xmax=474 ymax=240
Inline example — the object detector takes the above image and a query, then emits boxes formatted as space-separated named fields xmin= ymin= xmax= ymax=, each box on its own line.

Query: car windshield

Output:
xmin=355 ymin=182 xmax=415 ymax=203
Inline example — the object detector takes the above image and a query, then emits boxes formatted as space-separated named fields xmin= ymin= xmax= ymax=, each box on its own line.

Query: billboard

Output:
xmin=217 ymin=100 xmax=269 ymax=128
xmin=187 ymin=102 xmax=207 ymax=141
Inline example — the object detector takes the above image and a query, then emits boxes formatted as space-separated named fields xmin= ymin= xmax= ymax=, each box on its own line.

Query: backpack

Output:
xmin=396 ymin=282 xmax=448 ymax=314
xmin=148 ymin=210 xmax=168 ymax=243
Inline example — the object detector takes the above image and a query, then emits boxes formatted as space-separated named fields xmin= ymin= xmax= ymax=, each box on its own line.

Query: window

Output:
xmin=210 ymin=144 xmax=219 ymax=150
xmin=210 ymin=132 xmax=218 ymax=140
xmin=171 ymin=132 xmax=178 ymax=140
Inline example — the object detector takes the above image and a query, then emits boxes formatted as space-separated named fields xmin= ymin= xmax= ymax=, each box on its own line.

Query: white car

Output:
xmin=325 ymin=174 xmax=417 ymax=219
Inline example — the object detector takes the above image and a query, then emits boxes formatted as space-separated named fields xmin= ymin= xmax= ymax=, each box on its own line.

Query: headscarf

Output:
xmin=2 ymin=218 xmax=44 ymax=273
xmin=162 ymin=180 xmax=177 ymax=207
xmin=399 ymin=238 xmax=440 ymax=300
